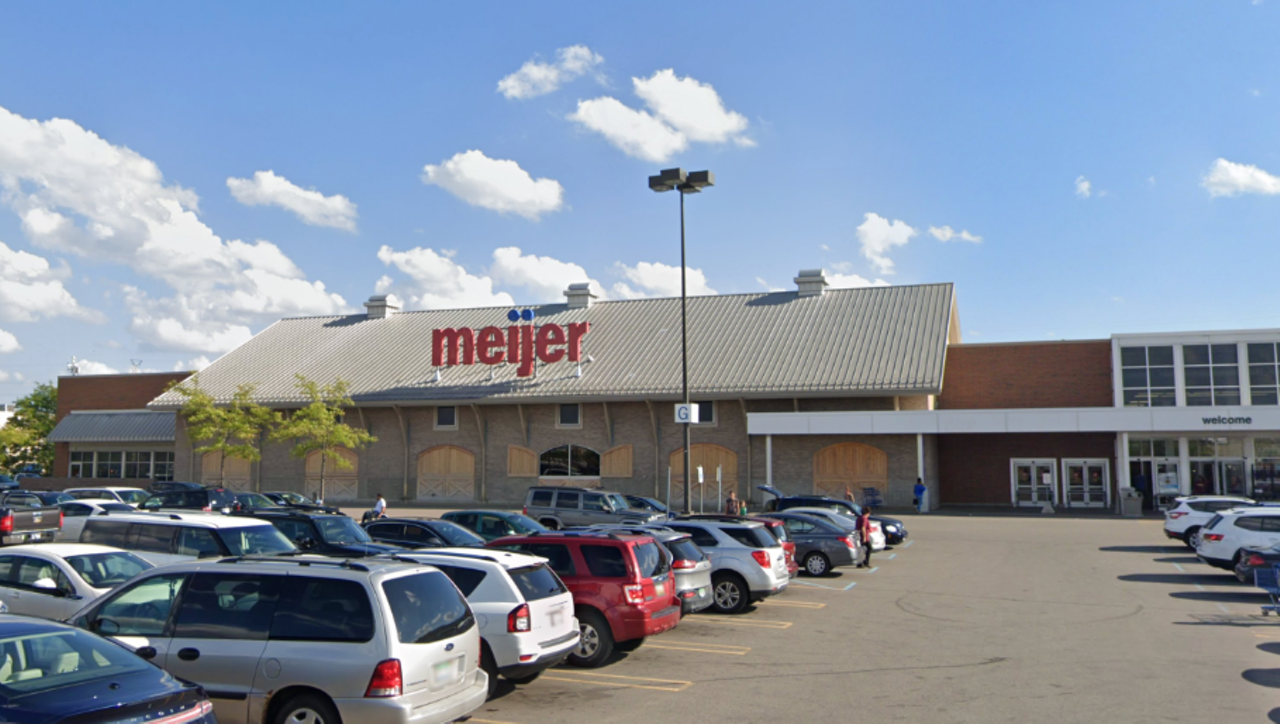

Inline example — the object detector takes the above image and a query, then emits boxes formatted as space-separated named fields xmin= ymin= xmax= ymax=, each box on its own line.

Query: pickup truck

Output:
xmin=0 ymin=491 xmax=62 ymax=545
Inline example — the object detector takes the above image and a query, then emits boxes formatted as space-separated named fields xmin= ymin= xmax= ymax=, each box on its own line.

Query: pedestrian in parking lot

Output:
xmin=844 ymin=487 xmax=855 ymax=503
xmin=739 ymin=498 xmax=748 ymax=516
xmin=725 ymin=491 xmax=739 ymax=516
xmin=914 ymin=478 xmax=928 ymax=514
xmin=856 ymin=507 xmax=873 ymax=567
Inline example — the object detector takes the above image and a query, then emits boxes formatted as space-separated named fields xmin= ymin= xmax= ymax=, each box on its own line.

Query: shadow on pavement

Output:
xmin=1258 ymin=642 xmax=1280 ymax=656
xmin=1118 ymin=573 xmax=1240 ymax=586
xmin=1098 ymin=545 xmax=1180 ymax=554
xmin=1243 ymin=668 xmax=1280 ymax=688
xmin=1269 ymin=707 xmax=1280 ymax=723
xmin=1170 ymin=590 xmax=1268 ymax=604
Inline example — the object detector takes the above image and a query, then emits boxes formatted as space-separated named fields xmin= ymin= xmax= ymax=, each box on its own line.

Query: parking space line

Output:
xmin=690 ymin=618 xmax=794 ymax=630
xmin=541 ymin=671 xmax=694 ymax=693
xmin=1173 ymin=563 xmax=1186 ymax=572
xmin=886 ymin=553 xmax=896 ymax=560
xmin=1194 ymin=583 xmax=1206 ymax=591
xmin=902 ymin=540 xmax=915 ymax=548
xmin=470 ymin=719 xmax=523 ymax=724
xmin=789 ymin=579 xmax=855 ymax=591
xmin=866 ymin=567 xmax=879 ymax=574
xmin=756 ymin=599 xmax=827 ymax=609
xmin=1218 ymin=603 xmax=1231 ymax=613
xmin=646 ymin=641 xmax=751 ymax=655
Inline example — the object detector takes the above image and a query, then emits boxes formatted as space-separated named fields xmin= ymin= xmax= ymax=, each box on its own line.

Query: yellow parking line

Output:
xmin=756 ymin=600 xmax=827 ymax=610
xmin=690 ymin=618 xmax=794 ymax=630
xmin=469 ymin=719 xmax=522 ymax=724
xmin=645 ymin=641 xmax=751 ymax=655
xmin=542 ymin=671 xmax=693 ymax=692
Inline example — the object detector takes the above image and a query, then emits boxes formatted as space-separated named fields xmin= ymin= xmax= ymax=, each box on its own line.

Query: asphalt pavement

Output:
xmin=459 ymin=514 xmax=1277 ymax=724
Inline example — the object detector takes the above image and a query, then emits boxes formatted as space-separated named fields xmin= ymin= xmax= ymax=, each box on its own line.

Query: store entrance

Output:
xmin=1189 ymin=460 xmax=1248 ymax=496
xmin=1012 ymin=459 xmax=1056 ymax=507
xmin=1063 ymin=460 xmax=1109 ymax=508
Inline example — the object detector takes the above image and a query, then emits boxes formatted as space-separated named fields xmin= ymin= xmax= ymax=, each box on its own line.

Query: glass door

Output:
xmin=1063 ymin=460 xmax=1110 ymax=508
xmin=1189 ymin=461 xmax=1216 ymax=495
xmin=1220 ymin=460 xmax=1247 ymax=496
xmin=1012 ymin=459 xmax=1057 ymax=507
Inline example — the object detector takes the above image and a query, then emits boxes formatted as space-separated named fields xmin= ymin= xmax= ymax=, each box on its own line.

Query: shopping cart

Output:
xmin=1254 ymin=564 xmax=1280 ymax=616
xmin=861 ymin=487 xmax=884 ymax=510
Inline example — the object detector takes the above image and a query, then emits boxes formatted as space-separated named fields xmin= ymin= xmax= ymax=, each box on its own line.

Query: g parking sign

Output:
xmin=675 ymin=403 xmax=700 ymax=424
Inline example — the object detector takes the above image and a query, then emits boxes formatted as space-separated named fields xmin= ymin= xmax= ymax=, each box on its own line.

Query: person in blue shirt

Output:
xmin=913 ymin=478 xmax=928 ymax=514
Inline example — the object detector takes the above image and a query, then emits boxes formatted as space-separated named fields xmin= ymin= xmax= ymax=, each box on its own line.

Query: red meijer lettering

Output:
xmin=433 ymin=322 xmax=590 ymax=377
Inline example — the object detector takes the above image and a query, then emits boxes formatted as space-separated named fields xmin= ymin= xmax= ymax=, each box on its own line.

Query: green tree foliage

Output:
xmin=2 ymin=382 xmax=57 ymax=475
xmin=169 ymin=376 xmax=279 ymax=483
xmin=270 ymin=375 xmax=375 ymax=501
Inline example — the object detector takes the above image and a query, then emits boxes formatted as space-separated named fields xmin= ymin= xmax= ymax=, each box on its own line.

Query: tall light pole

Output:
xmin=649 ymin=167 xmax=714 ymax=514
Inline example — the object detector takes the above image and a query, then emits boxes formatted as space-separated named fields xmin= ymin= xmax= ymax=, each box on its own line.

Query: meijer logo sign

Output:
xmin=432 ymin=308 xmax=590 ymax=378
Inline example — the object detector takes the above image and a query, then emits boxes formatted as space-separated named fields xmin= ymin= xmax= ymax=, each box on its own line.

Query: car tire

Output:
xmin=568 ymin=610 xmax=613 ymax=668
xmin=541 ymin=518 xmax=560 ymax=531
xmin=1184 ymin=527 xmax=1201 ymax=549
xmin=711 ymin=572 xmax=749 ymax=614
xmin=1236 ymin=567 xmax=1252 ymax=584
xmin=273 ymin=692 xmax=342 ymax=724
xmin=804 ymin=552 xmax=830 ymax=577
xmin=505 ymin=670 xmax=543 ymax=685
xmin=480 ymin=642 xmax=499 ymax=699
xmin=615 ymin=637 xmax=645 ymax=653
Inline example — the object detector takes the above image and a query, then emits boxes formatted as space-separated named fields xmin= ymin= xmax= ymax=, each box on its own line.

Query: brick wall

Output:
xmin=937 ymin=341 xmax=1113 ymax=410
xmin=937 ymin=432 xmax=1116 ymax=505
xmin=54 ymin=372 xmax=189 ymax=476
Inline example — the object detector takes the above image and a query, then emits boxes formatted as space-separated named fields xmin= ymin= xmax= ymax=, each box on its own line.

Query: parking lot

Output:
xmin=465 ymin=514 xmax=1276 ymax=724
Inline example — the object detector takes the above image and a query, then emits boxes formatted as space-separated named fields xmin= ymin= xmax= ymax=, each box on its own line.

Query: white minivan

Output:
xmin=1196 ymin=507 xmax=1280 ymax=569
xmin=79 ymin=512 xmax=297 ymax=565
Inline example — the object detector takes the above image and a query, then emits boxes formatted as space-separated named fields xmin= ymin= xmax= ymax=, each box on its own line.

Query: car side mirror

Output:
xmin=93 ymin=618 xmax=120 ymax=635
xmin=296 ymin=536 xmax=316 ymax=550
xmin=33 ymin=578 xmax=57 ymax=591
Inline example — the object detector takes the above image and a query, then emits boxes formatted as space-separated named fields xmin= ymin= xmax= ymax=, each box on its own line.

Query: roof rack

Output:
xmin=379 ymin=550 xmax=504 ymax=564
xmin=526 ymin=530 xmax=624 ymax=540
xmin=216 ymin=555 xmax=370 ymax=572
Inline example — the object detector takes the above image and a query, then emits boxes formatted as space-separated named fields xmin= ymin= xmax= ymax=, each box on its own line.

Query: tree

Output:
xmin=169 ymin=376 xmax=279 ymax=485
xmin=1 ymin=382 xmax=56 ymax=475
xmin=270 ymin=375 xmax=375 ymax=502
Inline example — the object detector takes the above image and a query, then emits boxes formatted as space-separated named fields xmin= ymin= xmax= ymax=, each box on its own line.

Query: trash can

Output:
xmin=1120 ymin=488 xmax=1143 ymax=518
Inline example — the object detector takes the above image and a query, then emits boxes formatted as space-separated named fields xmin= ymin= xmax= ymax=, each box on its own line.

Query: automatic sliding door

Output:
xmin=1012 ymin=460 xmax=1057 ymax=507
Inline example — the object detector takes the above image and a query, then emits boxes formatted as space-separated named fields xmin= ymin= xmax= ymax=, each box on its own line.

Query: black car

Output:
xmin=139 ymin=486 xmax=239 ymax=513
xmin=1235 ymin=543 xmax=1280 ymax=584
xmin=0 ymin=616 xmax=216 ymax=723
xmin=262 ymin=490 xmax=341 ymax=514
xmin=624 ymin=495 xmax=673 ymax=517
xmin=30 ymin=490 xmax=74 ymax=506
xmin=759 ymin=511 xmax=860 ymax=575
xmin=873 ymin=514 xmax=908 ymax=545
xmin=0 ymin=474 xmax=17 ymax=491
xmin=757 ymin=485 xmax=907 ymax=545
xmin=147 ymin=480 xmax=204 ymax=494
xmin=362 ymin=517 xmax=486 ymax=548
xmin=249 ymin=510 xmax=404 ymax=557
xmin=231 ymin=492 xmax=292 ymax=513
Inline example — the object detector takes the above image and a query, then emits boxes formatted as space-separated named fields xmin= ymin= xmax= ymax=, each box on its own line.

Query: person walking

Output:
xmin=856 ymin=507 xmax=873 ymax=567
xmin=913 ymin=478 xmax=928 ymax=514
xmin=724 ymin=491 xmax=739 ymax=516
xmin=844 ymin=487 xmax=855 ymax=503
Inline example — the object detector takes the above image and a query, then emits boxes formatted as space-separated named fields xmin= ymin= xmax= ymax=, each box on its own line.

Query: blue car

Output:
xmin=442 ymin=509 xmax=549 ymax=541
xmin=0 ymin=616 xmax=216 ymax=723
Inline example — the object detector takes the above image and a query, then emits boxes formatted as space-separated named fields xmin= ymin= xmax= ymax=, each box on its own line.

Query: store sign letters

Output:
xmin=432 ymin=319 xmax=590 ymax=378
xmin=1202 ymin=415 xmax=1252 ymax=426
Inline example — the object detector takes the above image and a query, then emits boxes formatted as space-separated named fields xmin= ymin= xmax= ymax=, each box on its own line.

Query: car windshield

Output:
xmin=508 ymin=563 xmax=568 ymax=601
xmin=315 ymin=516 xmax=373 ymax=545
xmin=116 ymin=490 xmax=150 ymax=505
xmin=1205 ymin=514 xmax=1225 ymax=530
xmin=237 ymin=493 xmax=274 ymax=508
xmin=41 ymin=493 xmax=74 ymax=504
xmin=382 ymin=571 xmax=475 ymax=644
xmin=66 ymin=551 xmax=154 ymax=588
xmin=433 ymin=521 xmax=485 ymax=546
xmin=0 ymin=628 xmax=152 ymax=698
xmin=506 ymin=514 xmax=548 ymax=534
xmin=218 ymin=524 xmax=298 ymax=555
xmin=278 ymin=492 xmax=313 ymax=505
xmin=666 ymin=537 xmax=705 ymax=563
xmin=0 ymin=475 xmax=12 ymax=484
xmin=607 ymin=493 xmax=629 ymax=511
xmin=98 ymin=503 xmax=135 ymax=513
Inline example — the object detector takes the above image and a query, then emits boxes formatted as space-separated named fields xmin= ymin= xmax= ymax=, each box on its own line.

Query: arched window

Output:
xmin=540 ymin=445 xmax=601 ymax=477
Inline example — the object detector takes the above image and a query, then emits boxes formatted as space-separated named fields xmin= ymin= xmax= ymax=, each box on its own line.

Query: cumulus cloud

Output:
xmin=422 ymin=150 xmax=564 ymax=220
xmin=856 ymin=213 xmax=916 ymax=275
xmin=0 ymin=240 xmax=100 ymax=323
xmin=76 ymin=359 xmax=120 ymax=375
xmin=928 ymin=225 xmax=982 ymax=243
xmin=489 ymin=247 xmax=605 ymax=302
xmin=610 ymin=261 xmax=715 ymax=298
xmin=828 ymin=273 xmax=891 ymax=289
xmin=0 ymin=329 xmax=18 ymax=353
xmin=498 ymin=45 xmax=604 ymax=100
xmin=570 ymin=69 xmax=751 ymax=162
xmin=173 ymin=356 xmax=211 ymax=372
xmin=0 ymin=105 xmax=347 ymax=353
xmin=1075 ymin=176 xmax=1092 ymax=198
xmin=756 ymin=277 xmax=784 ymax=292
xmin=226 ymin=170 xmax=358 ymax=231
xmin=1202 ymin=158 xmax=1280 ymax=197
xmin=376 ymin=246 xmax=515 ymax=309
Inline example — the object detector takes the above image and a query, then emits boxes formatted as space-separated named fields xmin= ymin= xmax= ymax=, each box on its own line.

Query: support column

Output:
xmin=393 ymin=406 xmax=409 ymax=501
xmin=1178 ymin=436 xmax=1191 ymax=495
xmin=1245 ymin=436 xmax=1257 ymax=496
xmin=916 ymin=434 xmax=925 ymax=481
xmin=1118 ymin=432 xmax=1130 ymax=515
xmin=765 ymin=434 xmax=773 ymax=490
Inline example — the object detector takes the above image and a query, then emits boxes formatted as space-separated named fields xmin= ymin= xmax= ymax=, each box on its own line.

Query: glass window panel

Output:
xmin=1123 ymin=389 xmax=1149 ymax=407
xmin=1214 ymin=389 xmax=1242 ymax=406
xmin=1122 ymin=368 xmax=1148 ymax=388
xmin=539 ymin=445 xmax=570 ymax=476
xmin=1148 ymin=346 xmax=1174 ymax=366
xmin=1183 ymin=345 xmax=1210 ymax=365
xmin=1213 ymin=367 xmax=1240 ymax=386
xmin=436 ymin=406 xmax=456 ymax=427
xmin=1152 ymin=439 xmax=1178 ymax=457
xmin=1186 ymin=388 xmax=1213 ymax=407
xmin=1149 ymin=367 xmax=1176 ymax=388
xmin=1252 ymin=365 xmax=1278 ymax=386
xmin=1256 ymin=439 xmax=1280 ymax=457
xmin=1150 ymin=389 xmax=1177 ymax=407
xmin=558 ymin=404 xmax=580 ymax=426
xmin=1188 ymin=439 xmax=1214 ymax=457
xmin=1185 ymin=367 xmax=1212 ymax=387
xmin=571 ymin=446 xmax=601 ymax=477
xmin=1249 ymin=343 xmax=1277 ymax=364
xmin=1120 ymin=347 xmax=1147 ymax=367
xmin=1211 ymin=344 xmax=1239 ymax=364
xmin=1128 ymin=439 xmax=1153 ymax=457
xmin=1217 ymin=438 xmax=1244 ymax=456
xmin=1253 ymin=388 xmax=1280 ymax=406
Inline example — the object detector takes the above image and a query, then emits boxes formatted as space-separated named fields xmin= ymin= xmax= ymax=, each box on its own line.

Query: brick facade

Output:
xmin=54 ymin=372 xmax=188 ymax=476
xmin=937 ymin=433 xmax=1117 ymax=505
xmin=937 ymin=340 xmax=1113 ymax=410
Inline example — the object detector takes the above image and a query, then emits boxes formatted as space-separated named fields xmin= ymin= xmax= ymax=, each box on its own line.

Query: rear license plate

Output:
xmin=655 ymin=580 xmax=665 ymax=596
xmin=548 ymin=605 xmax=566 ymax=628
xmin=433 ymin=657 xmax=460 ymax=685
xmin=28 ymin=534 xmax=40 ymax=541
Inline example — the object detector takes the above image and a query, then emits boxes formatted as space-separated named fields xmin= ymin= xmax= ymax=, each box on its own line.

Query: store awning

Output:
xmin=48 ymin=411 xmax=175 ymax=443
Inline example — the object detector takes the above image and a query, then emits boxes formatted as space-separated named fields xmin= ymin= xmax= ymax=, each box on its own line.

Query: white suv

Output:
xmin=1163 ymin=496 xmax=1255 ymax=548
xmin=1196 ymin=507 xmax=1280 ymax=570
xmin=388 ymin=549 xmax=579 ymax=698
xmin=68 ymin=555 xmax=488 ymax=724
xmin=79 ymin=512 xmax=297 ymax=566
xmin=664 ymin=520 xmax=789 ymax=614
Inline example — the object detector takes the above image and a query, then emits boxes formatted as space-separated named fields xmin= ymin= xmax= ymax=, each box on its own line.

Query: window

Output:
xmin=557 ymin=404 xmax=581 ymax=428
xmin=581 ymin=545 xmax=628 ymax=578
xmin=1249 ymin=343 xmax=1280 ymax=405
xmin=66 ymin=552 xmax=151 ymax=589
xmin=1235 ymin=516 xmax=1264 ymax=531
xmin=128 ymin=525 xmax=176 ymax=554
xmin=785 ymin=518 xmax=816 ymax=534
xmin=124 ymin=452 xmax=152 ymax=479
xmin=508 ymin=563 xmax=568 ymax=601
xmin=519 ymin=543 xmax=576 ymax=577
xmin=62 ymin=503 xmax=92 ymax=518
xmin=435 ymin=406 xmax=457 ymax=429
xmin=582 ymin=493 xmax=608 ymax=512
xmin=382 ymin=572 xmax=474 ymax=644
xmin=0 ymin=629 xmax=151 ymax=697
xmin=174 ymin=573 xmax=281 ymax=640
xmin=1262 ymin=517 xmax=1280 ymax=532
xmin=69 ymin=452 xmax=93 ymax=478
xmin=665 ymin=538 xmax=706 ymax=564
xmin=95 ymin=452 xmax=123 ymax=479
xmin=633 ymin=542 xmax=670 ymax=578
xmin=93 ymin=574 xmax=187 ymax=636
xmin=667 ymin=525 xmax=718 ymax=548
xmin=217 ymin=525 xmax=298 ymax=556
xmin=80 ymin=521 xmax=130 ymax=548
xmin=1128 ymin=439 xmax=1178 ymax=458
xmin=430 ymin=564 xmax=488 ymax=597
xmin=175 ymin=528 xmax=223 ymax=558
xmin=365 ymin=522 xmax=404 ymax=541
xmin=270 ymin=577 xmax=374 ymax=642
xmin=1184 ymin=344 xmax=1240 ymax=406
xmin=153 ymin=452 xmax=174 ymax=482
xmin=723 ymin=527 xmax=774 ymax=548
xmin=539 ymin=445 xmax=600 ymax=477
xmin=692 ymin=400 xmax=715 ymax=425
xmin=15 ymin=558 xmax=73 ymax=594
xmin=554 ymin=491 xmax=580 ymax=509
xmin=1120 ymin=346 xmax=1175 ymax=407
xmin=528 ymin=490 xmax=553 ymax=508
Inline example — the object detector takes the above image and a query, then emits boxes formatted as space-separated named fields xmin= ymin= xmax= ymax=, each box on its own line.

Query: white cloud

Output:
xmin=376 ymin=245 xmax=515 ymax=309
xmin=828 ymin=273 xmax=890 ymax=289
xmin=422 ymin=150 xmax=564 ymax=220
xmin=1249 ymin=88 xmax=1262 ymax=97
xmin=569 ymin=69 xmax=752 ymax=162
xmin=1075 ymin=175 xmax=1092 ymax=198
xmin=610 ymin=261 xmax=715 ymax=298
xmin=76 ymin=359 xmax=119 ymax=375
xmin=820 ymin=244 xmax=830 ymax=251
xmin=856 ymin=213 xmax=916 ymax=275
xmin=0 ymin=240 xmax=100 ymax=323
xmin=489 ymin=247 xmax=605 ymax=302
xmin=173 ymin=356 xmax=211 ymax=372
xmin=1201 ymin=158 xmax=1280 ymax=197
xmin=0 ymin=329 xmax=18 ymax=353
xmin=0 ymin=370 xmax=12 ymax=382
xmin=498 ymin=45 xmax=604 ymax=100
xmin=226 ymin=170 xmax=358 ymax=231
xmin=0 ymin=105 xmax=348 ymax=353
xmin=928 ymin=225 xmax=982 ymax=243
xmin=756 ymin=277 xmax=784 ymax=292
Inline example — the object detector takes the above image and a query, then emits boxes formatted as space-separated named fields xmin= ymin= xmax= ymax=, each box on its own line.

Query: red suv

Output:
xmin=490 ymin=531 xmax=681 ymax=667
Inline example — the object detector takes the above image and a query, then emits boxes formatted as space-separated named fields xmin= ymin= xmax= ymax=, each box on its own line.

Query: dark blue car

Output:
xmin=0 ymin=616 xmax=216 ymax=723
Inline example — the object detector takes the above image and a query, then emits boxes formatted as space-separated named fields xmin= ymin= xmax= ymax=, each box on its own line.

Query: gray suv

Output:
xmin=523 ymin=487 xmax=663 ymax=529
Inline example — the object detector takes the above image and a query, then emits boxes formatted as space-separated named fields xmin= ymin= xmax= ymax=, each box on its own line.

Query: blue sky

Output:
xmin=0 ymin=1 xmax=1278 ymax=402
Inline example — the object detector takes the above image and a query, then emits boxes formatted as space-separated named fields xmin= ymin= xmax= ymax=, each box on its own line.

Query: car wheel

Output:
xmin=568 ymin=610 xmax=613 ymax=668
xmin=711 ymin=572 xmax=749 ymax=614
xmin=615 ymin=637 xmax=645 ymax=653
xmin=273 ymin=693 xmax=342 ymax=724
xmin=1236 ymin=567 xmax=1252 ymax=584
xmin=1184 ymin=527 xmax=1201 ymax=549
xmin=804 ymin=552 xmax=830 ymax=577
xmin=480 ymin=642 xmax=499 ymax=699
xmin=541 ymin=518 xmax=560 ymax=531
xmin=505 ymin=670 xmax=543 ymax=685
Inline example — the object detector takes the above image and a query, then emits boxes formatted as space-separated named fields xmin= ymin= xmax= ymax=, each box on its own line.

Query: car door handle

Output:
xmin=177 ymin=648 xmax=200 ymax=661
xmin=135 ymin=646 xmax=158 ymax=660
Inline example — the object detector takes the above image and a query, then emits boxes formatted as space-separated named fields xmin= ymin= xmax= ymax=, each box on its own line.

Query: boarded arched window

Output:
xmin=601 ymin=445 xmax=634 ymax=478
xmin=417 ymin=446 xmax=475 ymax=500
xmin=669 ymin=444 xmax=738 ymax=509
xmin=305 ymin=448 xmax=359 ymax=501
xmin=507 ymin=446 xmax=538 ymax=477
xmin=201 ymin=452 xmax=252 ymax=492
xmin=813 ymin=442 xmax=888 ymax=499
xmin=539 ymin=445 xmax=600 ymax=477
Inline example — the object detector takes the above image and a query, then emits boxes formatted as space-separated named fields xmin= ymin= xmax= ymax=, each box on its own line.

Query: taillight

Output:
xmin=508 ymin=603 xmax=531 ymax=633
xmin=751 ymin=550 xmax=770 ymax=568
xmin=202 ymin=505 xmax=212 ymax=512
xmin=365 ymin=659 xmax=403 ymax=698
xmin=1203 ymin=533 xmax=1224 ymax=542
xmin=1249 ymin=554 xmax=1266 ymax=566
xmin=58 ymin=510 xmax=64 ymax=529
xmin=671 ymin=559 xmax=696 ymax=570
xmin=1168 ymin=512 xmax=1187 ymax=519
xmin=522 ymin=506 xmax=528 ymax=516
xmin=0 ymin=514 xmax=12 ymax=535
xmin=623 ymin=583 xmax=645 ymax=604
xmin=837 ymin=536 xmax=855 ymax=548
